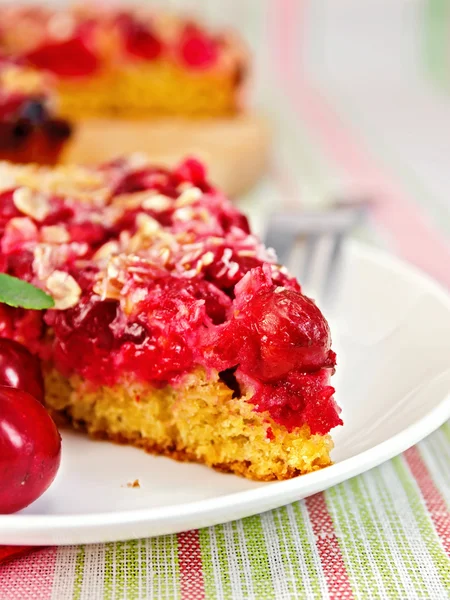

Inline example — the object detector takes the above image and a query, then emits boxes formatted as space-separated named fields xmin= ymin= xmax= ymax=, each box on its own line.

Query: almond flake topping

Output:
xmin=13 ymin=187 xmax=51 ymax=222
xmin=175 ymin=187 xmax=202 ymax=208
xmin=40 ymin=226 xmax=70 ymax=244
xmin=142 ymin=194 xmax=173 ymax=212
xmin=46 ymin=271 xmax=82 ymax=310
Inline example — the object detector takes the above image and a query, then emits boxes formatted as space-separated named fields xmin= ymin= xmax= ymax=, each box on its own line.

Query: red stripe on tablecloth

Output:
xmin=404 ymin=447 xmax=450 ymax=557
xmin=271 ymin=0 xmax=450 ymax=288
xmin=177 ymin=530 xmax=206 ymax=600
xmin=305 ymin=493 xmax=355 ymax=600
xmin=0 ymin=547 xmax=57 ymax=599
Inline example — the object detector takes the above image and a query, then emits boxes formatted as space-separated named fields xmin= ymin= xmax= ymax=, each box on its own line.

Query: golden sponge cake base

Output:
xmin=57 ymin=61 xmax=239 ymax=119
xmin=44 ymin=367 xmax=332 ymax=481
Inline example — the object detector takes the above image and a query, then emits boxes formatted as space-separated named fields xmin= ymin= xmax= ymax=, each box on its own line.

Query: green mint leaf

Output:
xmin=0 ymin=274 xmax=55 ymax=310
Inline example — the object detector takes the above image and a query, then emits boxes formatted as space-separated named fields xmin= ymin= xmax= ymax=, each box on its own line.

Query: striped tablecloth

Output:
xmin=1 ymin=1 xmax=449 ymax=598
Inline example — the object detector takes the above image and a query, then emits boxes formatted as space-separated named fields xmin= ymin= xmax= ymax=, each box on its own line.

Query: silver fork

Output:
xmin=263 ymin=201 xmax=369 ymax=307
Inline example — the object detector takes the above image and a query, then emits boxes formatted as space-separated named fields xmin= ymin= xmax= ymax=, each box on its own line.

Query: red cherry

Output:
xmin=119 ymin=16 xmax=163 ymax=61
xmin=25 ymin=38 xmax=99 ymax=78
xmin=178 ymin=25 xmax=219 ymax=69
xmin=0 ymin=386 xmax=61 ymax=514
xmin=246 ymin=289 xmax=334 ymax=380
xmin=204 ymin=284 xmax=336 ymax=381
xmin=0 ymin=338 xmax=45 ymax=403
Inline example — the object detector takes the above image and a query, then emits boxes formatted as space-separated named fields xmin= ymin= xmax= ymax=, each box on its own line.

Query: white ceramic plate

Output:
xmin=1 ymin=241 xmax=449 ymax=546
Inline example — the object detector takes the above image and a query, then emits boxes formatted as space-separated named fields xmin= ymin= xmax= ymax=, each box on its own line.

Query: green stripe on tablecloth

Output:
xmin=372 ymin=469 xmax=429 ymax=597
xmin=100 ymin=539 xmax=180 ymax=600
xmin=393 ymin=456 xmax=450 ymax=590
xmin=153 ymin=535 xmax=180 ymax=600
xmin=278 ymin=506 xmax=306 ymax=598
xmin=72 ymin=546 xmax=85 ymax=600
xmin=115 ymin=542 xmax=126 ymax=598
xmin=278 ymin=504 xmax=322 ymax=599
xmin=124 ymin=540 xmax=140 ymax=600
xmin=212 ymin=525 xmax=234 ymax=598
xmin=199 ymin=528 xmax=217 ymax=599
xmin=231 ymin=521 xmax=250 ymax=597
xmin=139 ymin=538 xmax=148 ymax=600
xmin=353 ymin=475 xmax=408 ymax=597
xmin=327 ymin=482 xmax=383 ymax=598
xmin=242 ymin=515 xmax=276 ymax=599
xmin=424 ymin=0 xmax=450 ymax=91
xmin=103 ymin=543 xmax=115 ymax=600
xmin=442 ymin=421 xmax=450 ymax=443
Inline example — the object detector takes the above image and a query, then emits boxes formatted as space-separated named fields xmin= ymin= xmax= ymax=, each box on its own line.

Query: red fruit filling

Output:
xmin=178 ymin=24 xmax=219 ymax=70
xmin=118 ymin=15 xmax=163 ymax=61
xmin=0 ymin=158 xmax=341 ymax=436
xmin=200 ymin=266 xmax=340 ymax=433
xmin=25 ymin=38 xmax=99 ymax=78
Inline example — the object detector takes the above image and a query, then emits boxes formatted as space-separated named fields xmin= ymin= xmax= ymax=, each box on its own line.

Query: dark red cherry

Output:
xmin=178 ymin=24 xmax=219 ymax=69
xmin=120 ymin=16 xmax=163 ymax=61
xmin=0 ymin=338 xmax=45 ymax=403
xmin=25 ymin=38 xmax=99 ymax=78
xmin=0 ymin=386 xmax=61 ymax=514
xmin=243 ymin=289 xmax=335 ymax=380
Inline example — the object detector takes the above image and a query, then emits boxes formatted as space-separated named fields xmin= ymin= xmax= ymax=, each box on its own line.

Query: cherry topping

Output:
xmin=119 ymin=16 xmax=163 ymax=61
xmin=173 ymin=158 xmax=208 ymax=188
xmin=242 ymin=289 xmax=335 ymax=381
xmin=204 ymin=284 xmax=335 ymax=381
xmin=0 ymin=190 xmax=21 ymax=237
xmin=254 ymin=370 xmax=342 ymax=435
xmin=0 ymin=337 xmax=45 ymax=403
xmin=0 ymin=385 xmax=61 ymax=514
xmin=25 ymin=38 xmax=99 ymax=78
xmin=51 ymin=295 xmax=118 ymax=384
xmin=178 ymin=24 xmax=219 ymax=69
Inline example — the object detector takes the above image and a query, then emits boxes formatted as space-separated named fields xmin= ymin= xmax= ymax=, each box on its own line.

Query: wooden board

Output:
xmin=63 ymin=113 xmax=271 ymax=197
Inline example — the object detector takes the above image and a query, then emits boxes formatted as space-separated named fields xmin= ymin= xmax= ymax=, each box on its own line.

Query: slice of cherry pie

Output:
xmin=0 ymin=156 xmax=342 ymax=480
xmin=0 ymin=59 xmax=72 ymax=164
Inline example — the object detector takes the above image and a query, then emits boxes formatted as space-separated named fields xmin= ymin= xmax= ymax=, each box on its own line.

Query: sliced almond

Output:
xmin=173 ymin=207 xmax=195 ymax=222
xmin=136 ymin=213 xmax=161 ymax=235
xmin=46 ymin=271 xmax=81 ymax=310
xmin=93 ymin=240 xmax=121 ymax=262
xmin=13 ymin=187 xmax=51 ymax=222
xmin=128 ymin=214 xmax=162 ymax=253
xmin=40 ymin=225 xmax=70 ymax=244
xmin=200 ymin=251 xmax=215 ymax=266
xmin=4 ymin=217 xmax=38 ymax=241
xmin=142 ymin=194 xmax=172 ymax=212
xmin=0 ymin=163 xmax=18 ymax=191
xmin=175 ymin=187 xmax=202 ymax=208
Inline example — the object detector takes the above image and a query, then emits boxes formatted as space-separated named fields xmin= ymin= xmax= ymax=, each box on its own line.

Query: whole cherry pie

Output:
xmin=0 ymin=156 xmax=341 ymax=480
xmin=0 ymin=6 xmax=246 ymax=119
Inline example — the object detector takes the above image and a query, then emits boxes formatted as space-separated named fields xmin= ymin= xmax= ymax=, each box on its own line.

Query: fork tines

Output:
xmin=264 ymin=202 xmax=368 ymax=306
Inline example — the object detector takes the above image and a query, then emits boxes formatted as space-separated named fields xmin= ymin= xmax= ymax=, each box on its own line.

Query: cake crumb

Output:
xmin=122 ymin=479 xmax=140 ymax=488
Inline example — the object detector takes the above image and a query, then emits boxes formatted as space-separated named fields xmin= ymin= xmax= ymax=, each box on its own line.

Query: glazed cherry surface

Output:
xmin=0 ymin=337 xmax=45 ymax=403
xmin=0 ymin=386 xmax=61 ymax=514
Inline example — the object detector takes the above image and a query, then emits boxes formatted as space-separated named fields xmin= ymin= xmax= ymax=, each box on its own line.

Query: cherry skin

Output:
xmin=246 ymin=289 xmax=335 ymax=380
xmin=0 ymin=338 xmax=45 ymax=403
xmin=0 ymin=386 xmax=61 ymax=514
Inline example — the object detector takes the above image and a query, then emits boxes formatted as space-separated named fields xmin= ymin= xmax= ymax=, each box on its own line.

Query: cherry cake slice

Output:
xmin=0 ymin=60 xmax=72 ymax=164
xmin=0 ymin=156 xmax=342 ymax=480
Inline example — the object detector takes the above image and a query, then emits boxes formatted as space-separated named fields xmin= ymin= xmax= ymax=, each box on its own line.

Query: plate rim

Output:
xmin=2 ymin=240 xmax=450 ymax=542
